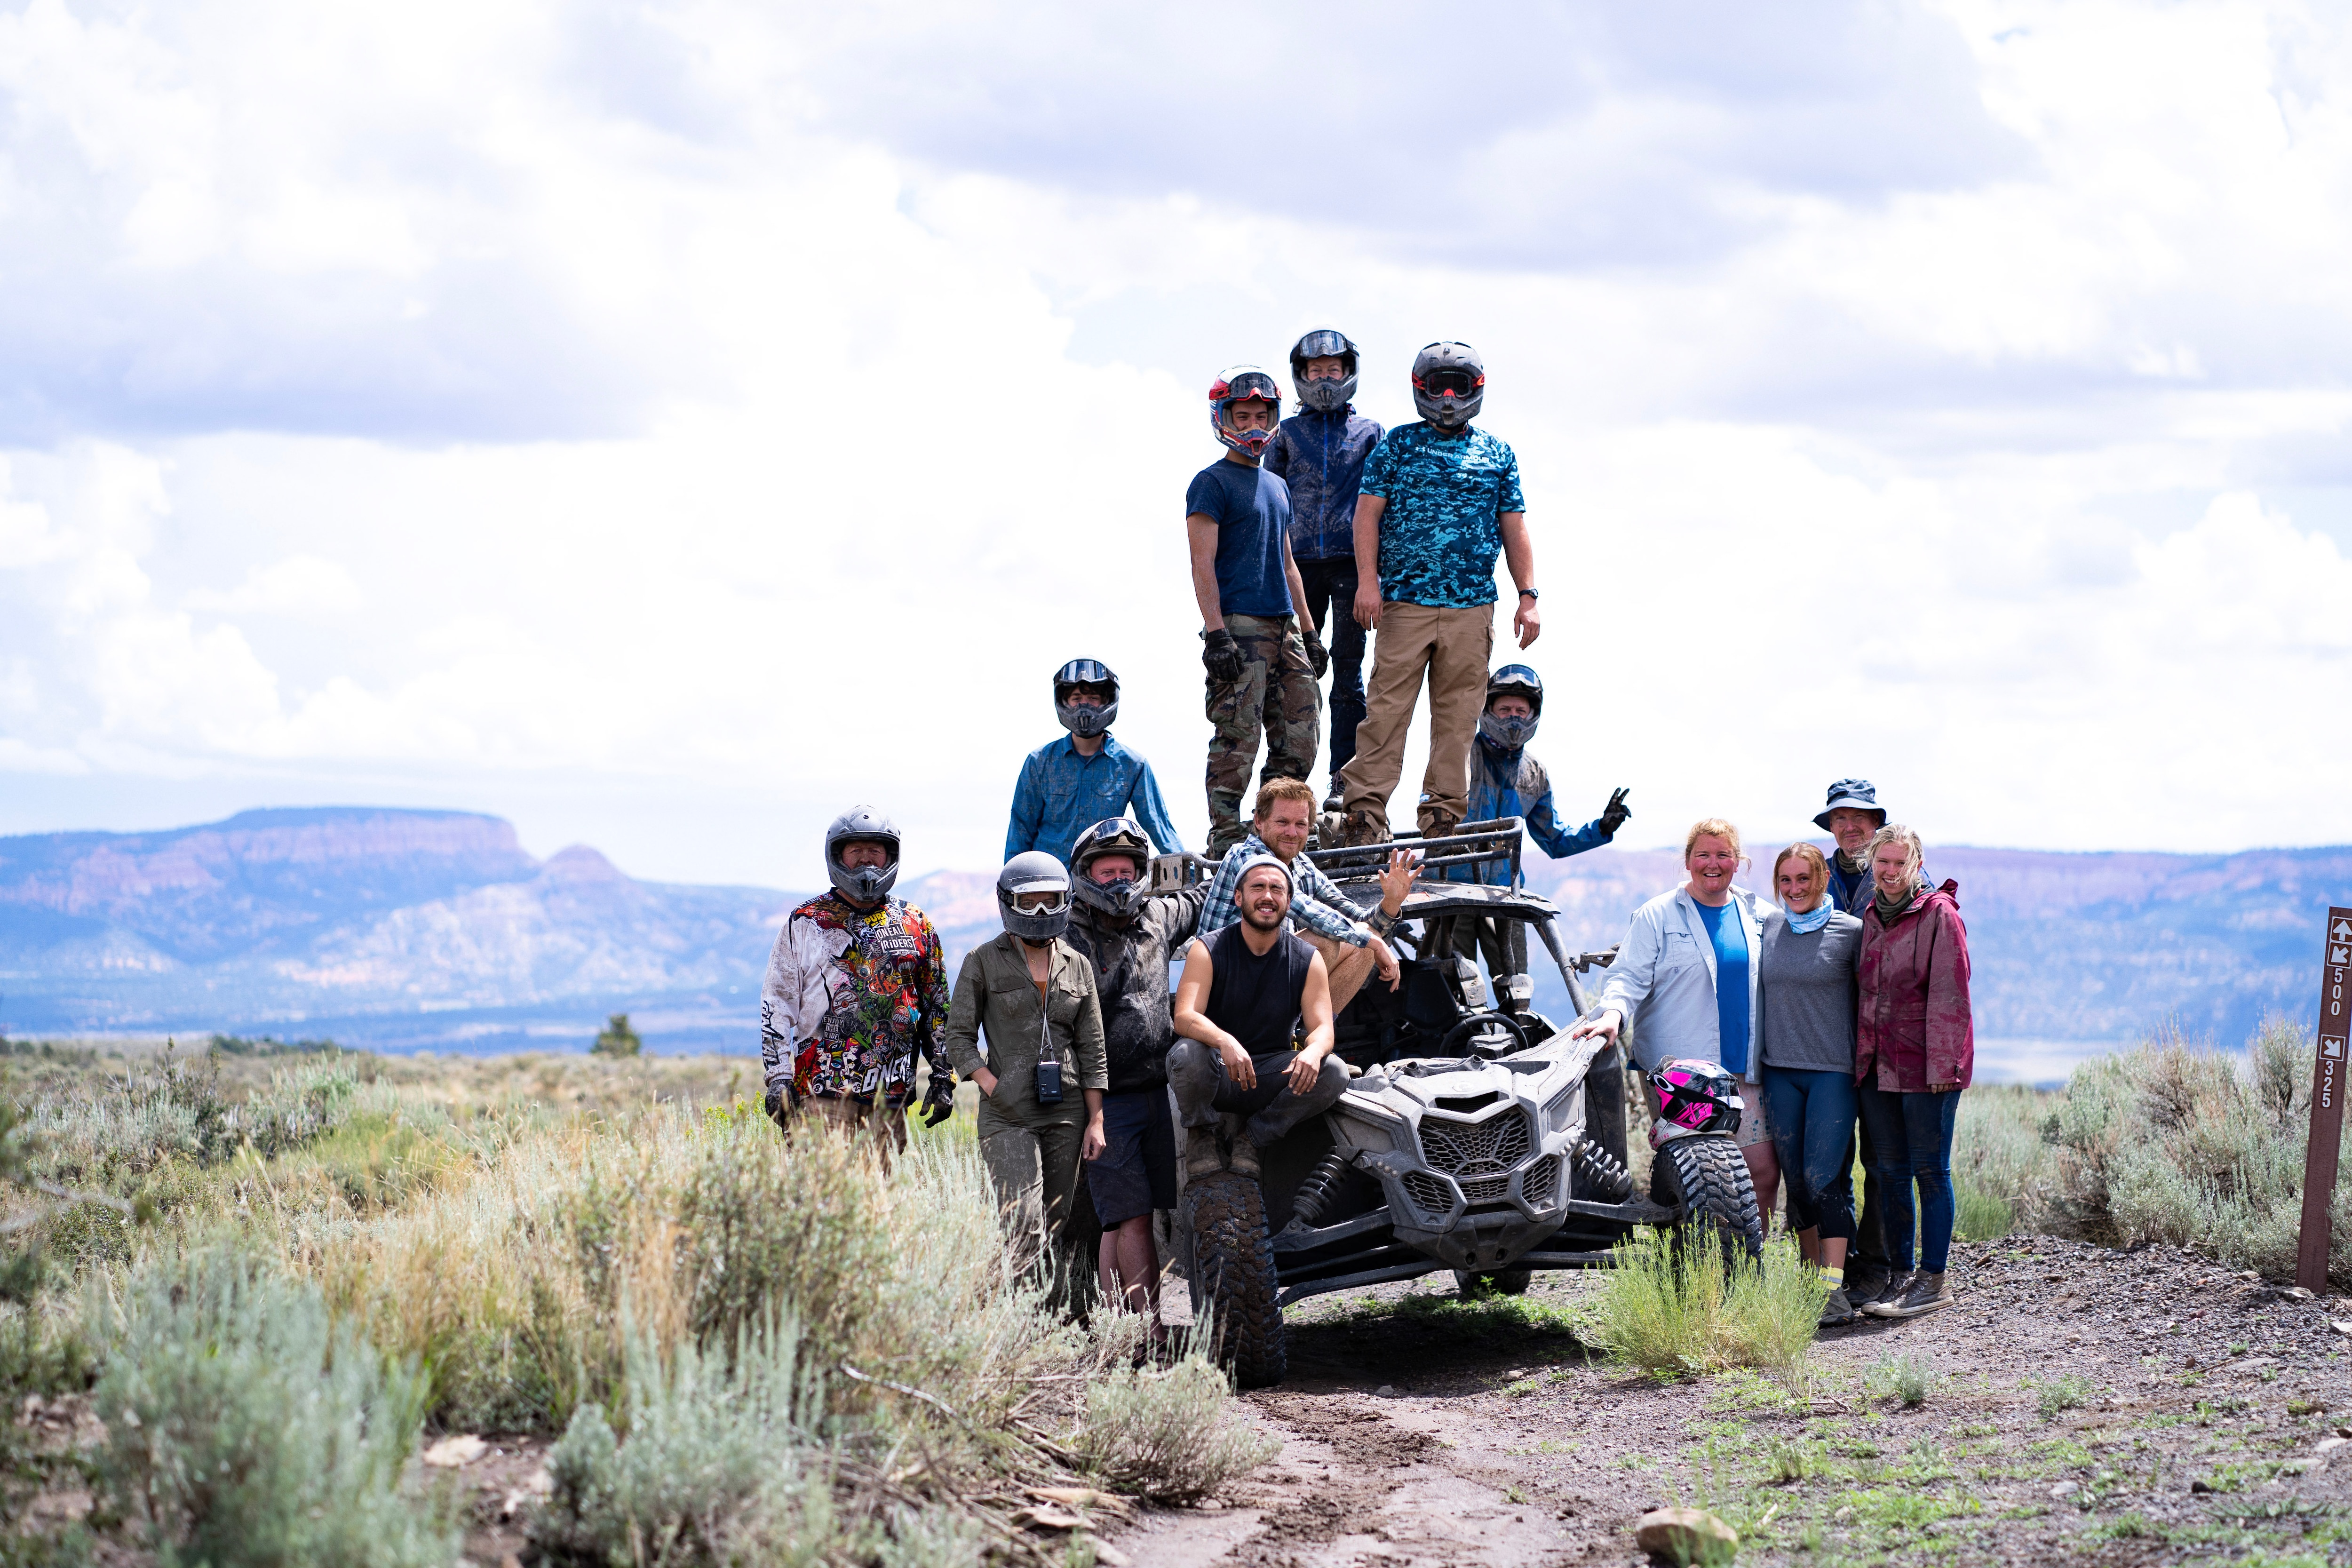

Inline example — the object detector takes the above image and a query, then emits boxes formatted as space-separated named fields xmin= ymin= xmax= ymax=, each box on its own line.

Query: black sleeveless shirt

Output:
xmin=1203 ymin=922 xmax=1313 ymax=1057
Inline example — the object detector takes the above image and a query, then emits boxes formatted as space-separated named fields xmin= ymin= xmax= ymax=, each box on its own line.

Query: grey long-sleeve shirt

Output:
xmin=1756 ymin=909 xmax=1863 ymax=1074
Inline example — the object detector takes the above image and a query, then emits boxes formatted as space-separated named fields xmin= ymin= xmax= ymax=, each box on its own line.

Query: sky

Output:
xmin=1 ymin=0 xmax=2350 ymax=889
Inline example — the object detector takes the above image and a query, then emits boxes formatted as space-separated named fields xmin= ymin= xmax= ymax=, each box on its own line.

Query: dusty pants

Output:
xmin=1205 ymin=613 xmax=1322 ymax=856
xmin=795 ymin=1093 xmax=909 ymax=1170
xmin=977 ymin=1088 xmax=1085 ymax=1278
xmin=1167 ymin=1036 xmax=1350 ymax=1148
xmin=1340 ymin=602 xmax=1494 ymax=833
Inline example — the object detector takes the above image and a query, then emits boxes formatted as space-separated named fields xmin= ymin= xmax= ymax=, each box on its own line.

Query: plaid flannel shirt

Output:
xmin=1199 ymin=835 xmax=1369 ymax=946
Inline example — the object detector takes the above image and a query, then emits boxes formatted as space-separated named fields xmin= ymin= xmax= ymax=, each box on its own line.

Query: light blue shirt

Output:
xmin=1004 ymin=733 xmax=1185 ymax=868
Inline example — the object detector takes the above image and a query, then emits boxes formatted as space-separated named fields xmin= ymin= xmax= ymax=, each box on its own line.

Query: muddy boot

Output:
xmin=1220 ymin=1114 xmax=1261 ymax=1178
xmin=1341 ymin=808 xmax=1391 ymax=848
xmin=1417 ymin=809 xmax=1462 ymax=842
xmin=1818 ymin=1287 xmax=1860 ymax=1328
xmin=1871 ymin=1270 xmax=1952 ymax=1320
xmin=1183 ymin=1124 xmax=1226 ymax=1179
xmin=1858 ymin=1269 xmax=1917 ymax=1318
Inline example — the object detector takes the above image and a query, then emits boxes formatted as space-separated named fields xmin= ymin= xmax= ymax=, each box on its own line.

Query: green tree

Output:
xmin=592 ymin=1013 xmax=643 ymax=1057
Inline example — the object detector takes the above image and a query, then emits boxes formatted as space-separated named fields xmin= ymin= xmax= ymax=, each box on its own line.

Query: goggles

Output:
xmin=1293 ymin=329 xmax=1356 ymax=361
xmin=1054 ymin=658 xmax=1114 ymax=687
xmin=1416 ymin=367 xmax=1484 ymax=398
xmin=1216 ymin=370 xmax=1282 ymax=403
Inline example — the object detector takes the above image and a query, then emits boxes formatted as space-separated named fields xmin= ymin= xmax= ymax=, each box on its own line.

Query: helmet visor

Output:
xmin=1218 ymin=370 xmax=1282 ymax=403
xmin=1418 ymin=366 xmax=1483 ymax=398
xmin=1294 ymin=329 xmax=1354 ymax=361
xmin=1054 ymin=658 xmax=1114 ymax=687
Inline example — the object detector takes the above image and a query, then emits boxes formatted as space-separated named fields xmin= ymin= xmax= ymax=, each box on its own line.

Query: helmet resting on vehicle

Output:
xmin=997 ymin=851 xmax=1073 ymax=942
xmin=1070 ymin=817 xmax=1156 ymax=922
xmin=1646 ymin=1059 xmax=1743 ymax=1138
xmin=1209 ymin=366 xmax=1282 ymax=458
xmin=1052 ymin=658 xmax=1120 ymax=740
xmin=1288 ymin=327 xmax=1360 ymax=414
xmin=1411 ymin=341 xmax=1485 ymax=431
xmin=1478 ymin=663 xmax=1544 ymax=751
xmin=824 ymin=806 xmax=901 ymax=904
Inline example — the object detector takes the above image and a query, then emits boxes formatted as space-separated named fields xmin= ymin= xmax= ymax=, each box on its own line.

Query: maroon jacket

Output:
xmin=1855 ymin=878 xmax=1974 ymax=1092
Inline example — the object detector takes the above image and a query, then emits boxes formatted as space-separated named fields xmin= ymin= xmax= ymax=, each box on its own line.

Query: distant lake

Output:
xmin=1976 ymin=1036 xmax=2130 ymax=1087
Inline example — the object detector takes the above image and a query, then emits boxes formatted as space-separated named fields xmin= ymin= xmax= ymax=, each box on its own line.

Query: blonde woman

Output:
xmin=1758 ymin=843 xmax=1865 ymax=1325
xmin=1571 ymin=818 xmax=1778 ymax=1206
xmin=1853 ymin=824 xmax=1973 ymax=1321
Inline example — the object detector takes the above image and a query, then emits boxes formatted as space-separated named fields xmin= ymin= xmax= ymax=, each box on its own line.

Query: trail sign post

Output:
xmin=2298 ymin=905 xmax=2352 ymax=1291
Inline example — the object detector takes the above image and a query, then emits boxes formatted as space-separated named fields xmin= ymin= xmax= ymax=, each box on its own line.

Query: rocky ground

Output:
xmin=1115 ymin=1235 xmax=2352 ymax=1568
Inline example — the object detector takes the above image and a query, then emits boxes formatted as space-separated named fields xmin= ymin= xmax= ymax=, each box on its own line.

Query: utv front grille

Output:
xmin=1520 ymin=1154 xmax=1561 ymax=1206
xmin=1418 ymin=1108 xmax=1532 ymax=1178
xmin=1458 ymin=1174 xmax=1512 ymax=1206
xmin=1402 ymin=1172 xmax=1456 ymax=1216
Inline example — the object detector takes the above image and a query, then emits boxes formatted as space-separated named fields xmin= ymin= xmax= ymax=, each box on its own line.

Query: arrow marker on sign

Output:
xmin=2337 ymin=946 xmax=2352 ymax=965
xmin=2336 ymin=917 xmax=2352 ymax=939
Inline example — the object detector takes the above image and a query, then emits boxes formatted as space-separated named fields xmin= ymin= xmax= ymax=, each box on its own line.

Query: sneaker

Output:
xmin=1818 ymin=1287 xmax=1860 ymax=1328
xmin=1870 ymin=1270 xmax=1953 ymax=1320
xmin=1859 ymin=1269 xmax=1917 ymax=1317
xmin=1844 ymin=1259 xmax=1892 ymax=1304
xmin=1323 ymin=782 xmax=1346 ymax=815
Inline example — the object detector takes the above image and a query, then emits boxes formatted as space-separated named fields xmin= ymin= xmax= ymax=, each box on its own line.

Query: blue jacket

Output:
xmin=1447 ymin=737 xmax=1613 ymax=885
xmin=1005 ymin=734 xmax=1187 ymax=868
xmin=1266 ymin=406 xmax=1383 ymax=562
xmin=1824 ymin=851 xmax=1874 ymax=915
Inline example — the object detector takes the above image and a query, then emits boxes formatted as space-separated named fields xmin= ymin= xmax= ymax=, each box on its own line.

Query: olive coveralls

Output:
xmin=943 ymin=931 xmax=1110 ymax=1272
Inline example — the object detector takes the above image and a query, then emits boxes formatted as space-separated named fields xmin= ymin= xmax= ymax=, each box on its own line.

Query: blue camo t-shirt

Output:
xmin=1692 ymin=900 xmax=1752 ymax=1077
xmin=1358 ymin=423 xmax=1526 ymax=607
xmin=1186 ymin=458 xmax=1294 ymax=618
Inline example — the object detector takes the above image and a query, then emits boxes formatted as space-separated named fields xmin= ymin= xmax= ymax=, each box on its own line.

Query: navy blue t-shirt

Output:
xmin=1692 ymin=899 xmax=1751 ymax=1077
xmin=1186 ymin=459 xmax=1294 ymax=618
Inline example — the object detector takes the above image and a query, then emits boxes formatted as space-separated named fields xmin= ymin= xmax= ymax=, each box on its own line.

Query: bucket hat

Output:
xmin=1813 ymin=778 xmax=1886 ymax=833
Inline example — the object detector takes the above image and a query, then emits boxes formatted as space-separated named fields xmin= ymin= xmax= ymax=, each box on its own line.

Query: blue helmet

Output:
xmin=1479 ymin=664 xmax=1543 ymax=750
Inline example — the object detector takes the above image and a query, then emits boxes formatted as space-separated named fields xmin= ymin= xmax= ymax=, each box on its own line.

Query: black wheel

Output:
xmin=1184 ymin=1171 xmax=1286 ymax=1388
xmin=1649 ymin=1134 xmax=1764 ymax=1266
xmin=1453 ymin=1267 xmax=1533 ymax=1297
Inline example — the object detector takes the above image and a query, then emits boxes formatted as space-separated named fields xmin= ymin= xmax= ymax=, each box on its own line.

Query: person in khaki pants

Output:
xmin=1339 ymin=342 xmax=1541 ymax=845
xmin=941 ymin=852 xmax=1109 ymax=1277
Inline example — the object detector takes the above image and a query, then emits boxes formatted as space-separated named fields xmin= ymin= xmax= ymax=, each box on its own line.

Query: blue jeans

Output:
xmin=1762 ymin=1066 xmax=1856 ymax=1242
xmin=1855 ymin=1082 xmax=1961 ymax=1273
xmin=1294 ymin=557 xmax=1366 ymax=782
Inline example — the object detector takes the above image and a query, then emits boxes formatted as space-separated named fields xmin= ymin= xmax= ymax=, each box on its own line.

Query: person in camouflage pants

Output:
xmin=1204 ymin=614 xmax=1320 ymax=855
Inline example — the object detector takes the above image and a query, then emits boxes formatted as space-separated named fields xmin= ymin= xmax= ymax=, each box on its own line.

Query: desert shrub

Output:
xmin=1865 ymin=1352 xmax=1939 ymax=1408
xmin=90 ymin=1248 xmax=453 ymax=1568
xmin=1595 ymin=1231 xmax=1828 ymax=1385
xmin=1951 ymin=1084 xmax=2046 ymax=1241
xmin=23 ymin=1045 xmax=358 ymax=1196
xmin=529 ymin=1317 xmax=834 ymax=1568
xmin=1077 ymin=1333 xmax=1279 ymax=1502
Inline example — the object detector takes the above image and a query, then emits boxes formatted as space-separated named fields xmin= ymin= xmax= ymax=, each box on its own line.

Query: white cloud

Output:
xmin=0 ymin=0 xmax=2346 ymax=885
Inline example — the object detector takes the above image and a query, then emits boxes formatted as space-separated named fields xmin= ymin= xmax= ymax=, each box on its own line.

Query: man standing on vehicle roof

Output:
xmin=760 ymin=807 xmax=954 ymax=1164
xmin=1810 ymin=777 xmax=1898 ymax=1304
xmin=1168 ymin=855 xmax=1348 ymax=1179
xmin=1062 ymin=817 xmax=1204 ymax=1339
xmin=1447 ymin=665 xmax=1632 ymax=980
xmin=1189 ymin=366 xmax=1327 ymax=858
xmin=1338 ymin=342 xmax=1538 ymax=847
xmin=1005 ymin=660 xmax=1186 ymax=867
xmin=1266 ymin=329 xmax=1383 ymax=816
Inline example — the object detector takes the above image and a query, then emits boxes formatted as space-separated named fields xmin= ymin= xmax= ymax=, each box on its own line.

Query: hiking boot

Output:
xmin=1340 ymin=809 xmax=1391 ymax=848
xmin=1217 ymin=1114 xmax=1262 ymax=1178
xmin=1844 ymin=1259 xmax=1892 ymax=1304
xmin=1870 ymin=1270 xmax=1953 ymax=1320
xmin=1183 ymin=1124 xmax=1225 ymax=1179
xmin=1818 ymin=1287 xmax=1861 ymax=1328
xmin=1418 ymin=809 xmax=1462 ymax=842
xmin=1858 ymin=1269 xmax=1917 ymax=1317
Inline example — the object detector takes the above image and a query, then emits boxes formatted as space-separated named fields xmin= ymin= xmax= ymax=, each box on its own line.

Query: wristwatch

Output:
xmin=1518 ymin=588 xmax=1539 ymax=600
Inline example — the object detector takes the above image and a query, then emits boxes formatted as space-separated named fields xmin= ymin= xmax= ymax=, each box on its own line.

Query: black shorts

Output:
xmin=1085 ymin=1088 xmax=1178 ymax=1226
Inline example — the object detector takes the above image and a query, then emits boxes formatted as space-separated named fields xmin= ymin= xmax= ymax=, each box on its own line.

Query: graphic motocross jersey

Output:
xmin=759 ymin=891 xmax=950 ymax=1107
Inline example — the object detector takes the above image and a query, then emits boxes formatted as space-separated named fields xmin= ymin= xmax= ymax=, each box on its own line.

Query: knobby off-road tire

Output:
xmin=1184 ymin=1171 xmax=1286 ymax=1388
xmin=1650 ymin=1134 xmax=1764 ymax=1267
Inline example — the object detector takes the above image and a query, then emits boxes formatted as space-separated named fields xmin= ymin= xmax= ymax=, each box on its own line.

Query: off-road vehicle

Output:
xmin=1167 ymin=820 xmax=1766 ymax=1387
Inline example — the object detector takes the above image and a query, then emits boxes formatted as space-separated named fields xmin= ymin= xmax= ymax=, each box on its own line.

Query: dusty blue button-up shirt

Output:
xmin=1004 ymin=733 xmax=1186 ymax=868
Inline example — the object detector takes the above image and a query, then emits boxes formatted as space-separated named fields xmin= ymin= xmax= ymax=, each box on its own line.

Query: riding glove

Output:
xmin=1202 ymin=628 xmax=1243 ymax=684
xmin=1598 ymin=787 xmax=1633 ymax=836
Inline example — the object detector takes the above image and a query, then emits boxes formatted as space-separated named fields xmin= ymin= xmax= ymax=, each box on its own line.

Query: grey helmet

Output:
xmin=1053 ymin=658 xmax=1119 ymax=740
xmin=998 ymin=851 xmax=1073 ymax=941
xmin=1411 ymin=341 xmax=1485 ymax=430
xmin=824 ymin=806 xmax=900 ymax=904
xmin=1070 ymin=817 xmax=1156 ymax=923
xmin=1478 ymin=663 xmax=1543 ymax=751
xmin=1289 ymin=327 xmax=1360 ymax=414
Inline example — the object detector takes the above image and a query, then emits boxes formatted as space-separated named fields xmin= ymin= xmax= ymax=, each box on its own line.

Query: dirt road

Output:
xmin=1115 ymin=1236 xmax=2352 ymax=1567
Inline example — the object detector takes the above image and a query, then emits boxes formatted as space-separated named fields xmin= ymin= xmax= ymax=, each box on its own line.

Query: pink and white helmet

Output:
xmin=1646 ymin=1058 xmax=1744 ymax=1137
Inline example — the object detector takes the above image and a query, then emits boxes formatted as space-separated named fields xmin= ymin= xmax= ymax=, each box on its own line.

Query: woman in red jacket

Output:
xmin=1852 ymin=824 xmax=1972 ymax=1321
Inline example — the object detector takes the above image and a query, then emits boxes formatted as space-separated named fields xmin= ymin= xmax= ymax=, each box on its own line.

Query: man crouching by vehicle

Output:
xmin=1063 ymin=817 xmax=1204 ymax=1339
xmin=760 ymin=807 xmax=954 ymax=1167
xmin=942 ymin=852 xmax=1110 ymax=1275
xmin=1168 ymin=856 xmax=1348 ymax=1178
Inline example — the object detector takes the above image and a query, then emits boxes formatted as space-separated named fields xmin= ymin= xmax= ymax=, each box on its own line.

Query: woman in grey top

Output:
xmin=1757 ymin=843 xmax=1866 ymax=1327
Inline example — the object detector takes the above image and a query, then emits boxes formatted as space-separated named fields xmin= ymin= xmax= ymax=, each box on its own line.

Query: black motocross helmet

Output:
xmin=1478 ymin=664 xmax=1543 ymax=751
xmin=1289 ymin=327 xmax=1360 ymax=413
xmin=1070 ymin=816 xmax=1156 ymax=923
xmin=1412 ymin=341 xmax=1485 ymax=430
xmin=1053 ymin=659 xmax=1119 ymax=740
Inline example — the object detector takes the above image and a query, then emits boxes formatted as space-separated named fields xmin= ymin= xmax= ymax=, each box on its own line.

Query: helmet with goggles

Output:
xmin=1288 ymin=327 xmax=1360 ymax=414
xmin=1052 ymin=658 xmax=1120 ymax=740
xmin=997 ymin=851 xmax=1073 ymax=942
xmin=1478 ymin=664 xmax=1544 ymax=751
xmin=1070 ymin=817 xmax=1156 ymax=922
xmin=1209 ymin=366 xmax=1282 ymax=458
xmin=1411 ymin=341 xmax=1485 ymax=431
xmin=1645 ymin=1058 xmax=1744 ymax=1144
